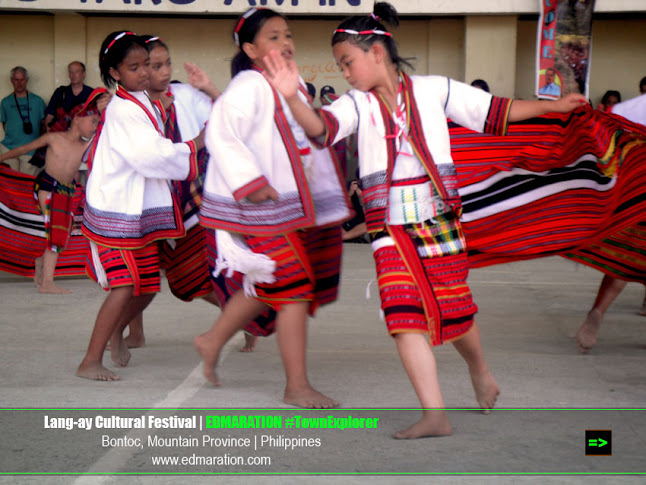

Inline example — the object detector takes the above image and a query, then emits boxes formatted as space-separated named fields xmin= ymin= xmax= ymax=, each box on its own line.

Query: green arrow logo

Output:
xmin=588 ymin=438 xmax=608 ymax=447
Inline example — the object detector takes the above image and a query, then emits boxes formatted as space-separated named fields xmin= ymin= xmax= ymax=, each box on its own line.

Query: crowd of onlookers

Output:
xmin=0 ymin=62 xmax=94 ymax=176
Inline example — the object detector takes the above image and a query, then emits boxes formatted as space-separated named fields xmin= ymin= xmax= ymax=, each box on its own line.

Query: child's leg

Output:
xmin=275 ymin=302 xmax=338 ymax=409
xmin=33 ymin=190 xmax=49 ymax=287
xmin=76 ymin=286 xmax=134 ymax=381
xmin=36 ymin=189 xmax=70 ymax=294
xmin=576 ymin=275 xmax=627 ymax=353
xmin=451 ymin=323 xmax=499 ymax=413
xmin=123 ymin=312 xmax=146 ymax=349
xmin=194 ymin=290 xmax=267 ymax=385
xmin=239 ymin=332 xmax=258 ymax=352
xmin=39 ymin=249 xmax=69 ymax=294
xmin=109 ymin=293 xmax=155 ymax=367
xmin=392 ymin=333 xmax=452 ymax=439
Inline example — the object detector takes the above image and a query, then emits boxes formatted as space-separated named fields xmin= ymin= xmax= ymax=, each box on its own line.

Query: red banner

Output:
xmin=536 ymin=0 xmax=595 ymax=100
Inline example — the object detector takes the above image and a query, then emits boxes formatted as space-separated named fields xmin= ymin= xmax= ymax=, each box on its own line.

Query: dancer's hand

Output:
xmin=247 ymin=185 xmax=279 ymax=203
xmin=263 ymin=49 xmax=300 ymax=100
xmin=185 ymin=62 xmax=221 ymax=100
xmin=552 ymin=93 xmax=589 ymax=113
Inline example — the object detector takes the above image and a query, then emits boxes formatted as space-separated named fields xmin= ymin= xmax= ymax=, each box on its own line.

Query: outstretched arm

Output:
xmin=185 ymin=62 xmax=221 ymax=101
xmin=0 ymin=134 xmax=51 ymax=163
xmin=263 ymin=50 xmax=326 ymax=138
xmin=509 ymin=93 xmax=588 ymax=122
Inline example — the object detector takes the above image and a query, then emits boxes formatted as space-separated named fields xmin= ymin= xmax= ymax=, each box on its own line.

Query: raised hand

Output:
xmin=263 ymin=49 xmax=301 ymax=100
xmin=185 ymin=62 xmax=221 ymax=100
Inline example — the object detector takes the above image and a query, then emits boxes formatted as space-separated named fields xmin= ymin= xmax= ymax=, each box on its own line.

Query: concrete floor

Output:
xmin=1 ymin=244 xmax=645 ymax=483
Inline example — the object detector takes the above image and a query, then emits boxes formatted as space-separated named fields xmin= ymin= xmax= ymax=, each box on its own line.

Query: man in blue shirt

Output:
xmin=539 ymin=68 xmax=562 ymax=98
xmin=0 ymin=66 xmax=46 ymax=175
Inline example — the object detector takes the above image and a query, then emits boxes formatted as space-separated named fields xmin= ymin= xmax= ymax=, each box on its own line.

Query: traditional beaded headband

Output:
xmin=234 ymin=8 xmax=265 ymax=46
xmin=334 ymin=28 xmax=391 ymax=37
xmin=104 ymin=31 xmax=137 ymax=55
xmin=144 ymin=36 xmax=162 ymax=44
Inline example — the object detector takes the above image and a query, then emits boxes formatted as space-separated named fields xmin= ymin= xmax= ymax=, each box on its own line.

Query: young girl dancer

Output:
xmin=196 ymin=8 xmax=350 ymax=408
xmin=77 ymin=31 xmax=203 ymax=381
xmin=265 ymin=2 xmax=587 ymax=435
xmin=109 ymin=35 xmax=221 ymax=349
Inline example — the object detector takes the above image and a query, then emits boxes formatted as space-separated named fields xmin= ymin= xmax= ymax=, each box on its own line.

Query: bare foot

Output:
xmin=124 ymin=334 xmax=146 ymax=349
xmin=194 ymin=333 xmax=221 ymax=386
xmin=470 ymin=369 xmax=500 ymax=414
xmin=394 ymin=410 xmax=452 ymax=439
xmin=33 ymin=256 xmax=43 ymax=287
xmin=110 ymin=339 xmax=131 ymax=367
xmin=239 ymin=333 xmax=257 ymax=352
xmin=283 ymin=386 xmax=339 ymax=409
xmin=38 ymin=282 xmax=71 ymax=294
xmin=76 ymin=361 xmax=120 ymax=381
xmin=576 ymin=309 xmax=602 ymax=353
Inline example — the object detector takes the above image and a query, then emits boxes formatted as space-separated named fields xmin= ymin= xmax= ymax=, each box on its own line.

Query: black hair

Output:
xmin=320 ymin=85 xmax=335 ymax=97
xmin=140 ymin=35 xmax=169 ymax=54
xmin=639 ymin=76 xmax=646 ymax=93
xmin=99 ymin=31 xmax=147 ymax=89
xmin=231 ymin=8 xmax=287 ymax=77
xmin=331 ymin=2 xmax=411 ymax=71
xmin=305 ymin=82 xmax=316 ymax=98
xmin=470 ymin=79 xmax=490 ymax=93
xmin=601 ymin=90 xmax=621 ymax=105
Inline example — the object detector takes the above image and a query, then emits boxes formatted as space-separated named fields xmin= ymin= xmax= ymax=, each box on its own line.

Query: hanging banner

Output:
xmin=536 ymin=0 xmax=595 ymax=100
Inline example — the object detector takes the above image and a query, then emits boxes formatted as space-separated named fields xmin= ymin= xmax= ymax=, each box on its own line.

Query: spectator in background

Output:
xmin=639 ymin=76 xmax=646 ymax=95
xmin=342 ymin=176 xmax=368 ymax=243
xmin=320 ymin=85 xmax=338 ymax=105
xmin=305 ymin=82 xmax=316 ymax=100
xmin=44 ymin=61 xmax=94 ymax=132
xmin=470 ymin=79 xmax=490 ymax=93
xmin=0 ymin=66 xmax=46 ymax=175
xmin=596 ymin=90 xmax=621 ymax=113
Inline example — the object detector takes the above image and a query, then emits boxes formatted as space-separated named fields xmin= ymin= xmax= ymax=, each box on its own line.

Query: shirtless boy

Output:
xmin=0 ymin=89 xmax=106 ymax=293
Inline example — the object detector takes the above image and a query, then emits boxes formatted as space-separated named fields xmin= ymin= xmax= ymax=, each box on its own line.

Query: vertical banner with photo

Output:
xmin=536 ymin=0 xmax=595 ymax=100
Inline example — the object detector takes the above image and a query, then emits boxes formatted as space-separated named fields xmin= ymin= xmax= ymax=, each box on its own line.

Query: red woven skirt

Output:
xmin=374 ymin=217 xmax=476 ymax=346
xmin=159 ymin=225 xmax=213 ymax=301
xmin=86 ymin=243 xmax=161 ymax=296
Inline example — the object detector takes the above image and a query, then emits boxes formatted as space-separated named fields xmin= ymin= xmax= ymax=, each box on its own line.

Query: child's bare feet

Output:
xmin=470 ymin=369 xmax=500 ymax=414
xmin=194 ymin=333 xmax=221 ymax=386
xmin=38 ymin=282 xmax=71 ymax=294
xmin=283 ymin=386 xmax=339 ymax=409
xmin=76 ymin=361 xmax=120 ymax=381
xmin=394 ymin=410 xmax=452 ymax=439
xmin=124 ymin=334 xmax=146 ymax=348
xmin=576 ymin=309 xmax=602 ymax=353
xmin=239 ymin=333 xmax=257 ymax=352
xmin=33 ymin=256 xmax=43 ymax=287
xmin=110 ymin=339 xmax=131 ymax=367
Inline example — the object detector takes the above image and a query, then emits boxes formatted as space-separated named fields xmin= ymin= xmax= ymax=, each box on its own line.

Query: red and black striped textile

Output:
xmin=158 ymin=225 xmax=213 ymax=301
xmin=0 ymin=164 xmax=88 ymax=277
xmin=374 ymin=223 xmax=476 ymax=346
xmin=204 ymin=228 xmax=277 ymax=337
xmin=86 ymin=243 xmax=161 ymax=296
xmin=450 ymin=106 xmax=646 ymax=281
xmin=204 ymin=226 xmax=343 ymax=337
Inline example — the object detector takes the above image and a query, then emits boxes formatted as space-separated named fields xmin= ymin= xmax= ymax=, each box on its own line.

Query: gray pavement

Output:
xmin=1 ymin=244 xmax=645 ymax=483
